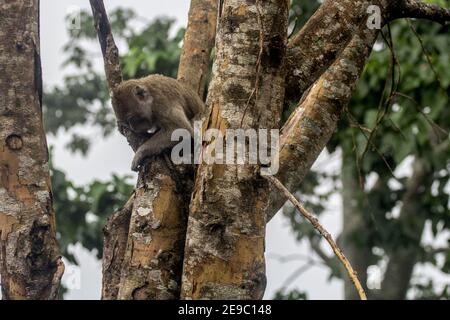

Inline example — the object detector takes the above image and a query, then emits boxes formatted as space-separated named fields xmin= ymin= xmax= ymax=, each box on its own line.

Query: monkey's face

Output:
xmin=114 ymin=82 xmax=157 ymax=135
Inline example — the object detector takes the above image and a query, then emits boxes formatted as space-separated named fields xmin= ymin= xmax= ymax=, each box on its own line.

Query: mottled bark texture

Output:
xmin=267 ymin=26 xmax=380 ymax=220
xmin=395 ymin=0 xmax=450 ymax=24
xmin=115 ymin=0 xmax=218 ymax=300
xmin=102 ymin=196 xmax=133 ymax=299
xmin=89 ymin=0 xmax=450 ymax=300
xmin=0 ymin=0 xmax=63 ymax=300
xmin=283 ymin=0 xmax=449 ymax=105
xmin=178 ymin=0 xmax=218 ymax=97
xmin=117 ymin=159 xmax=193 ymax=299
xmin=180 ymin=0 xmax=289 ymax=300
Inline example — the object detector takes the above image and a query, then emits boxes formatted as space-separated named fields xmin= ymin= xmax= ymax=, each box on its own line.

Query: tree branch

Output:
xmin=89 ymin=0 xmax=122 ymax=91
xmin=284 ymin=0 xmax=389 ymax=104
xmin=394 ymin=0 xmax=450 ymax=25
xmin=264 ymin=175 xmax=367 ymax=300
xmin=91 ymin=0 xmax=218 ymax=300
xmin=89 ymin=0 xmax=147 ymax=151
xmin=268 ymin=25 xmax=380 ymax=219
xmin=180 ymin=0 xmax=289 ymax=300
xmin=178 ymin=0 xmax=218 ymax=97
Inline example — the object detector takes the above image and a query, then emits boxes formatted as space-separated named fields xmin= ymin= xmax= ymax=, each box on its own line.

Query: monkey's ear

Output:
xmin=133 ymin=85 xmax=151 ymax=102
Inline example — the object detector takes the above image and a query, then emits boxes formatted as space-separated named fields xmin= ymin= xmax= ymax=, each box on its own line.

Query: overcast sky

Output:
xmin=39 ymin=0 xmax=347 ymax=300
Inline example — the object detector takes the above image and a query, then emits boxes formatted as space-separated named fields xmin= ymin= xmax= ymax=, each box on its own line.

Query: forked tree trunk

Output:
xmin=0 ymin=0 xmax=63 ymax=300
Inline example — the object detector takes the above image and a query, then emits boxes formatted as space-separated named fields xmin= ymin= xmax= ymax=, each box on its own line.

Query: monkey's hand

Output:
xmin=131 ymin=150 xmax=147 ymax=172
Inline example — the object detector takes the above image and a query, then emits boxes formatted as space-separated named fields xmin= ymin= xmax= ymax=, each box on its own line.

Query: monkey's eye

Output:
xmin=127 ymin=116 xmax=153 ymax=134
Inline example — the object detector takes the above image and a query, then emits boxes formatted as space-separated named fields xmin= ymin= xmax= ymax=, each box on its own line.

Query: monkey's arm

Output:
xmin=131 ymin=129 xmax=174 ymax=171
xmin=131 ymin=106 xmax=194 ymax=171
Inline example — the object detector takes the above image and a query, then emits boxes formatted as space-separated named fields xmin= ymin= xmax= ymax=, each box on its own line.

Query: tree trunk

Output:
xmin=180 ymin=0 xmax=289 ymax=300
xmin=0 ymin=0 xmax=63 ymax=300
xmin=379 ymin=158 xmax=430 ymax=299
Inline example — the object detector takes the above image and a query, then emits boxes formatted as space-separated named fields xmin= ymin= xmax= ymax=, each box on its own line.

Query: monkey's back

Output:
xmin=139 ymin=74 xmax=204 ymax=120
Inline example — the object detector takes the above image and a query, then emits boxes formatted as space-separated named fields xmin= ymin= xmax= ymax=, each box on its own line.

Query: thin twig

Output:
xmin=264 ymin=175 xmax=368 ymax=300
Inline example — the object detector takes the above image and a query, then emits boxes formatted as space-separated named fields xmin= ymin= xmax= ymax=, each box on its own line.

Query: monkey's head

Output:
xmin=113 ymin=80 xmax=155 ymax=134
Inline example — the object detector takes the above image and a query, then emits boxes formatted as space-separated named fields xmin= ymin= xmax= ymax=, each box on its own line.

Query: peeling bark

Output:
xmin=0 ymin=0 xmax=63 ymax=300
xmin=181 ymin=0 xmax=289 ymax=300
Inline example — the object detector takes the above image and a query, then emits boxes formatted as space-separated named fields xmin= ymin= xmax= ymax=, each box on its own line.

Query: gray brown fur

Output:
xmin=114 ymin=74 xmax=205 ymax=171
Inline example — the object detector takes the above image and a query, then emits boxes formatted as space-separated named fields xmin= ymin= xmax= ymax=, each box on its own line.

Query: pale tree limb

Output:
xmin=178 ymin=0 xmax=218 ymax=97
xmin=269 ymin=0 xmax=450 ymax=220
xmin=284 ymin=0 xmax=374 ymax=103
xmin=264 ymin=175 xmax=367 ymax=300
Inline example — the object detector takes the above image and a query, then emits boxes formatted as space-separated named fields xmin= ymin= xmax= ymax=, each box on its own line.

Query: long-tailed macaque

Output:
xmin=114 ymin=74 xmax=204 ymax=171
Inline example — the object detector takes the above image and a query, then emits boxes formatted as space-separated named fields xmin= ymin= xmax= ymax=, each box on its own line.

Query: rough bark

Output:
xmin=101 ymin=196 xmax=133 ymax=299
xmin=267 ymin=0 xmax=450 ymax=220
xmin=180 ymin=0 xmax=289 ymax=300
xmin=88 ymin=0 xmax=450 ymax=300
xmin=0 ymin=0 xmax=63 ymax=300
xmin=117 ymin=160 xmax=193 ymax=299
xmin=283 ymin=0 xmax=450 ymax=105
xmin=284 ymin=0 xmax=375 ymax=103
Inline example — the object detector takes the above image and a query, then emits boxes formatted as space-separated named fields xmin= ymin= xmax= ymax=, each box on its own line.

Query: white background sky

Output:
xmin=37 ymin=0 xmax=447 ymax=300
